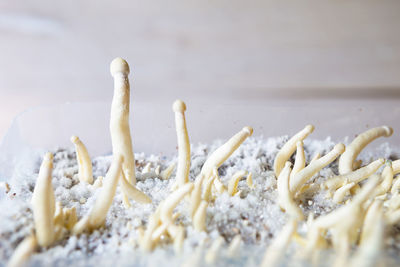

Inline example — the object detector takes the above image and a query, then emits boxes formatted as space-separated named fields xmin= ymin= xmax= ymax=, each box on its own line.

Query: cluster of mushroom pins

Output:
xmin=8 ymin=58 xmax=400 ymax=267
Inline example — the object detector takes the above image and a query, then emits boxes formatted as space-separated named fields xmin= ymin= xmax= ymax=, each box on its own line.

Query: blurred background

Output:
xmin=1 ymin=0 xmax=400 ymax=140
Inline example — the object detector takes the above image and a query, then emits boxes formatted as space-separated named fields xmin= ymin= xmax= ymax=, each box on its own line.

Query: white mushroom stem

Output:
xmin=160 ymin=162 xmax=176 ymax=180
xmin=160 ymin=183 xmax=194 ymax=226
xmin=190 ymin=174 xmax=206 ymax=218
xmin=290 ymin=141 xmax=305 ymax=179
xmin=73 ymin=155 xmax=123 ymax=234
xmin=351 ymin=200 xmax=384 ymax=267
xmin=228 ymin=170 xmax=247 ymax=196
xmin=338 ymin=126 xmax=393 ymax=175
xmin=373 ymin=161 xmax=393 ymax=197
xmin=70 ymin=136 xmax=93 ymax=184
xmin=260 ymin=220 xmax=297 ymax=267
xmin=119 ymin=170 xmax=151 ymax=203
xmin=7 ymin=235 xmax=38 ymax=267
xmin=290 ymin=144 xmax=345 ymax=193
xmin=142 ymin=163 xmax=151 ymax=173
xmin=323 ymin=158 xmax=384 ymax=190
xmin=227 ymin=235 xmax=242 ymax=258
xmin=391 ymin=177 xmax=400 ymax=194
xmin=110 ymin=57 xmax=136 ymax=185
xmin=202 ymin=174 xmax=216 ymax=202
xmin=310 ymin=152 xmax=320 ymax=163
xmin=32 ymin=152 xmax=55 ymax=247
xmin=151 ymin=212 xmax=180 ymax=242
xmin=141 ymin=211 xmax=160 ymax=251
xmin=173 ymin=100 xmax=191 ymax=187
xmin=200 ymin=126 xmax=253 ymax=179
xmin=274 ymin=124 xmax=314 ymax=177
xmin=246 ymin=172 xmax=255 ymax=189
xmin=333 ymin=182 xmax=355 ymax=204
xmin=213 ymin=168 xmax=227 ymax=194
xmin=173 ymin=226 xmax=185 ymax=254
xmin=205 ymin=236 xmax=225 ymax=264
xmin=193 ymin=200 xmax=208 ymax=232
xmin=277 ymin=162 xmax=303 ymax=220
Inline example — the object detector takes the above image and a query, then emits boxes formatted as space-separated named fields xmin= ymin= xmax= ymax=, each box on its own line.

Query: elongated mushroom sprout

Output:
xmin=71 ymin=136 xmax=93 ymax=184
xmin=277 ymin=162 xmax=303 ymax=220
xmin=173 ymin=100 xmax=191 ymax=188
xmin=227 ymin=235 xmax=242 ymax=258
xmin=290 ymin=141 xmax=306 ymax=180
xmin=323 ymin=158 xmax=384 ymax=190
xmin=119 ymin=171 xmax=152 ymax=203
xmin=193 ymin=200 xmax=208 ymax=231
xmin=73 ymin=155 xmax=123 ymax=234
xmin=202 ymin=174 xmax=216 ymax=202
xmin=205 ymin=236 xmax=225 ymax=264
xmin=333 ymin=182 xmax=355 ymax=204
xmin=200 ymin=126 xmax=253 ymax=179
xmin=227 ymin=170 xmax=247 ymax=196
xmin=373 ymin=161 xmax=393 ymax=197
xmin=338 ymin=126 xmax=393 ymax=175
xmin=7 ymin=235 xmax=38 ymax=267
xmin=32 ymin=153 xmax=56 ymax=247
xmin=110 ymin=57 xmax=136 ymax=185
xmin=274 ymin=125 xmax=314 ymax=177
xmin=260 ymin=220 xmax=297 ymax=267
xmin=350 ymin=200 xmax=384 ymax=267
xmin=246 ymin=172 xmax=255 ymax=189
xmin=160 ymin=162 xmax=176 ymax=180
xmin=161 ymin=183 xmax=194 ymax=227
xmin=190 ymin=174 xmax=206 ymax=218
xmin=290 ymin=144 xmax=345 ymax=193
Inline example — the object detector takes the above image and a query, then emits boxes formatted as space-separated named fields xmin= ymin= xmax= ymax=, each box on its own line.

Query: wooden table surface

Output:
xmin=1 ymin=0 xmax=400 ymax=139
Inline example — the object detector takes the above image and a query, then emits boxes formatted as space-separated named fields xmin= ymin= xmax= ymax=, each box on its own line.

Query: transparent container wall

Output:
xmin=1 ymin=101 xmax=400 ymax=181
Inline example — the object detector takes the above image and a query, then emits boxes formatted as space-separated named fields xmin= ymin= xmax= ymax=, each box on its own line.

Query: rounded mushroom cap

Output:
xmin=382 ymin=126 xmax=394 ymax=137
xmin=334 ymin=143 xmax=346 ymax=153
xmin=110 ymin=57 xmax=130 ymax=77
xmin=173 ymin=99 xmax=186 ymax=113
xmin=70 ymin=135 xmax=79 ymax=144
xmin=305 ymin=124 xmax=315 ymax=133
xmin=242 ymin=126 xmax=254 ymax=136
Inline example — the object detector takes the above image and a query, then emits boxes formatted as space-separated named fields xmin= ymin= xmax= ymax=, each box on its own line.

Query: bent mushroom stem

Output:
xmin=323 ymin=158 xmax=384 ymax=190
xmin=73 ymin=155 xmax=123 ymax=234
xmin=290 ymin=144 xmax=345 ymax=194
xmin=338 ymin=126 xmax=393 ymax=175
xmin=227 ymin=170 xmax=247 ymax=196
xmin=277 ymin=162 xmax=304 ymax=220
xmin=32 ymin=152 xmax=56 ymax=247
xmin=119 ymin=170 xmax=152 ymax=204
xmin=200 ymin=126 xmax=253 ymax=179
xmin=290 ymin=141 xmax=305 ymax=179
xmin=373 ymin=161 xmax=393 ymax=197
xmin=274 ymin=124 xmax=314 ymax=177
xmin=7 ymin=235 xmax=38 ymax=267
xmin=173 ymin=100 xmax=191 ymax=188
xmin=71 ymin=136 xmax=94 ymax=184
xmin=110 ymin=57 xmax=136 ymax=185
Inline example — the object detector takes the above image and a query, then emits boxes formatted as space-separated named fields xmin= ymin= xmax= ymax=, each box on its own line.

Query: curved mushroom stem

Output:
xmin=73 ymin=155 xmax=123 ymax=234
xmin=110 ymin=57 xmax=136 ymax=185
xmin=290 ymin=141 xmax=306 ymax=180
xmin=261 ymin=219 xmax=297 ymax=267
xmin=290 ymin=144 xmax=345 ymax=194
xmin=310 ymin=152 xmax=320 ymax=163
xmin=351 ymin=200 xmax=384 ymax=267
xmin=160 ymin=162 xmax=176 ymax=180
xmin=190 ymin=174 xmax=206 ymax=219
xmin=193 ymin=200 xmax=208 ymax=231
xmin=32 ymin=152 xmax=56 ymax=247
xmin=274 ymin=125 xmax=314 ymax=177
xmin=160 ymin=183 xmax=194 ymax=225
xmin=71 ymin=136 xmax=93 ymax=184
xmin=277 ymin=162 xmax=304 ymax=220
xmin=227 ymin=170 xmax=247 ymax=196
xmin=373 ymin=161 xmax=393 ymax=197
xmin=119 ymin=170 xmax=152 ymax=203
xmin=338 ymin=126 xmax=393 ymax=175
xmin=200 ymin=126 xmax=253 ymax=179
xmin=323 ymin=158 xmax=384 ymax=190
xmin=173 ymin=100 xmax=191 ymax=188
xmin=7 ymin=235 xmax=38 ymax=267
xmin=202 ymin=174 xmax=217 ymax=202
xmin=246 ymin=172 xmax=255 ymax=189
xmin=333 ymin=182 xmax=355 ymax=204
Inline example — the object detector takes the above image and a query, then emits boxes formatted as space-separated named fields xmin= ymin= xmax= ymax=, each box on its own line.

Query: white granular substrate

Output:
xmin=1 ymin=135 xmax=400 ymax=266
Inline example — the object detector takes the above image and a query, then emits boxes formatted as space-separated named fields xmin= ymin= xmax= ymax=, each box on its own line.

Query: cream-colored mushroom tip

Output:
xmin=334 ymin=143 xmax=346 ymax=153
xmin=305 ymin=124 xmax=315 ymax=133
xmin=44 ymin=152 xmax=53 ymax=161
xmin=383 ymin=126 xmax=394 ymax=137
xmin=173 ymin=100 xmax=186 ymax=113
xmin=70 ymin=135 xmax=79 ymax=144
xmin=243 ymin=126 xmax=253 ymax=136
xmin=110 ymin=57 xmax=130 ymax=76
